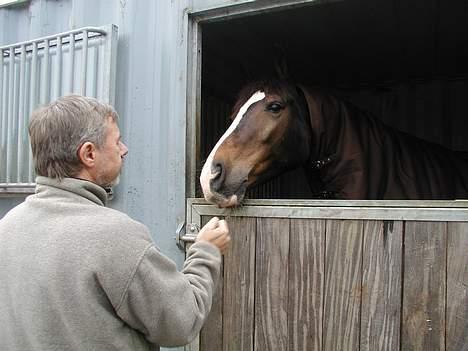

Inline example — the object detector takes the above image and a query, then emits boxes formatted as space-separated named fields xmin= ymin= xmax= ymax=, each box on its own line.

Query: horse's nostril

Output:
xmin=211 ymin=161 xmax=225 ymax=192
xmin=212 ymin=162 xmax=222 ymax=178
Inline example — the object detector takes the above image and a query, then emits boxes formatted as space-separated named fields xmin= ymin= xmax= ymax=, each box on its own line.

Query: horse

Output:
xmin=200 ymin=80 xmax=468 ymax=208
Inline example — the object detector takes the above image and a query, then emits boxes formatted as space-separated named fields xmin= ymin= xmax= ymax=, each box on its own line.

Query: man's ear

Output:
xmin=77 ymin=142 xmax=97 ymax=168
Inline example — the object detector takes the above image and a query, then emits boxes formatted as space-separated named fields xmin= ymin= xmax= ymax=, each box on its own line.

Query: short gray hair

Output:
xmin=28 ymin=95 xmax=119 ymax=179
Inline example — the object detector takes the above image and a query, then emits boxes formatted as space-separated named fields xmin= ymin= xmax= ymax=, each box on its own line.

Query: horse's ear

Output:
xmin=274 ymin=57 xmax=289 ymax=80
xmin=273 ymin=42 xmax=290 ymax=80
xmin=298 ymin=85 xmax=323 ymax=134
xmin=240 ymin=62 xmax=255 ymax=83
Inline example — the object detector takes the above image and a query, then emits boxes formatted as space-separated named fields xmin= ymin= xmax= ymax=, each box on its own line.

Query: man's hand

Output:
xmin=196 ymin=217 xmax=231 ymax=254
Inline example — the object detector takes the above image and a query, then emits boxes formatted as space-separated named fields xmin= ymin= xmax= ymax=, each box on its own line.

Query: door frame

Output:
xmin=185 ymin=0 xmax=332 ymax=199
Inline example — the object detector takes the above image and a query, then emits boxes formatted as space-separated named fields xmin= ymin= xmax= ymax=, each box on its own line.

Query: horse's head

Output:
xmin=200 ymin=80 xmax=312 ymax=207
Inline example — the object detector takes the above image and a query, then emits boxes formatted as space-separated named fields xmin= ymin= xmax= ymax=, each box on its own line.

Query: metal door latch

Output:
xmin=175 ymin=222 xmax=200 ymax=250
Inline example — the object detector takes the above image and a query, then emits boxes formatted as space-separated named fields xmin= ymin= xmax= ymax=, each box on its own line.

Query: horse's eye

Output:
xmin=266 ymin=102 xmax=283 ymax=114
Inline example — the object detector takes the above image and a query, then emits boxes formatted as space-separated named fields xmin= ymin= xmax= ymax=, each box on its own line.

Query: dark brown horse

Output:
xmin=200 ymin=80 xmax=468 ymax=207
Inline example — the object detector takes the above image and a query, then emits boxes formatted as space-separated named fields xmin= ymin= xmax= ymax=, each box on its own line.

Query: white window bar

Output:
xmin=0 ymin=24 xmax=118 ymax=194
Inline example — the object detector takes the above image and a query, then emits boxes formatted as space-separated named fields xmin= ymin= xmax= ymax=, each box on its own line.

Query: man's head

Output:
xmin=29 ymin=95 xmax=128 ymax=187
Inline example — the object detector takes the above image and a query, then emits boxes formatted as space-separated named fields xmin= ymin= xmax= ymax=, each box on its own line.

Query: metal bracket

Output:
xmin=175 ymin=222 xmax=200 ymax=250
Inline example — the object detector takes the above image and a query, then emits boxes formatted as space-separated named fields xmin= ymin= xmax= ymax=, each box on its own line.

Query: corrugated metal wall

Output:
xmin=0 ymin=0 xmax=248 ymax=273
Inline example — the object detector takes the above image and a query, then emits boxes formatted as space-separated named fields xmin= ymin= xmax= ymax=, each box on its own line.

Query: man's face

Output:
xmin=95 ymin=117 xmax=128 ymax=187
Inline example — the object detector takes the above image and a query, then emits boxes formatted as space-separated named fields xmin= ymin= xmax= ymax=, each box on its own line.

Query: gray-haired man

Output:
xmin=0 ymin=95 xmax=230 ymax=350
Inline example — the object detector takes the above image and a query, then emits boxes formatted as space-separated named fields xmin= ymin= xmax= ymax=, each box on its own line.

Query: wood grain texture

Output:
xmin=446 ymin=222 xmax=468 ymax=351
xmin=255 ymin=218 xmax=290 ymax=351
xmin=288 ymin=219 xmax=325 ymax=351
xmin=222 ymin=217 xmax=256 ymax=351
xmin=402 ymin=221 xmax=447 ymax=351
xmin=193 ymin=214 xmax=466 ymax=351
xmin=360 ymin=220 xmax=403 ymax=351
xmin=323 ymin=220 xmax=364 ymax=351
xmin=199 ymin=216 xmax=223 ymax=351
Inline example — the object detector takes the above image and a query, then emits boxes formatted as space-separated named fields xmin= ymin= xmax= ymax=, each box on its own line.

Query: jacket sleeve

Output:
xmin=115 ymin=241 xmax=221 ymax=347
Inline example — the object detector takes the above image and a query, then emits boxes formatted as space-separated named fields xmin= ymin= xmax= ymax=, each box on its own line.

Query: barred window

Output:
xmin=0 ymin=25 xmax=118 ymax=194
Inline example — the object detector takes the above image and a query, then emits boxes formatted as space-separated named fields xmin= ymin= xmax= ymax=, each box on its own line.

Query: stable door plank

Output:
xmin=402 ymin=221 xmax=446 ymax=351
xmin=255 ymin=218 xmax=290 ymax=351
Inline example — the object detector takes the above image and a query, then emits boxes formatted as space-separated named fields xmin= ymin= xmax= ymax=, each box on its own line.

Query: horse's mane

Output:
xmin=230 ymin=79 xmax=299 ymax=119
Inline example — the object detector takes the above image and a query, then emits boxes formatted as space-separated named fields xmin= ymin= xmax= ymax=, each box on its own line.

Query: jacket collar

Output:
xmin=35 ymin=176 xmax=108 ymax=206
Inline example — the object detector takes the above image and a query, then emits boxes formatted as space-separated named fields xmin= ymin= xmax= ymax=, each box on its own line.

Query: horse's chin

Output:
xmin=217 ymin=194 xmax=241 ymax=208
xmin=204 ymin=190 xmax=246 ymax=208
xmin=203 ymin=180 xmax=248 ymax=208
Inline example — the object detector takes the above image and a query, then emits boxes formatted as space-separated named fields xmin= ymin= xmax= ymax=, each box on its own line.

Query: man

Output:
xmin=0 ymin=95 xmax=230 ymax=350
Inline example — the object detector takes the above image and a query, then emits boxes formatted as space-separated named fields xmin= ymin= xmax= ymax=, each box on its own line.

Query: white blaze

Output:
xmin=200 ymin=91 xmax=265 ymax=201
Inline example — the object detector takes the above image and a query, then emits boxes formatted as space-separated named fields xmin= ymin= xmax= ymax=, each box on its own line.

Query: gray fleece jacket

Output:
xmin=0 ymin=176 xmax=221 ymax=350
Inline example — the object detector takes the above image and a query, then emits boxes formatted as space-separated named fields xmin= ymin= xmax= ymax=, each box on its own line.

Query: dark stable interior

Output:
xmin=198 ymin=0 xmax=468 ymax=200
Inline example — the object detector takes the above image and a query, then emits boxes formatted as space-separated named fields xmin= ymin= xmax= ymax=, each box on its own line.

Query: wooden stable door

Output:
xmin=184 ymin=210 xmax=467 ymax=351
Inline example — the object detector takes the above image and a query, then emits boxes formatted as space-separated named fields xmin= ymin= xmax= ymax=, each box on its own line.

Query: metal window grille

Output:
xmin=0 ymin=24 xmax=118 ymax=193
